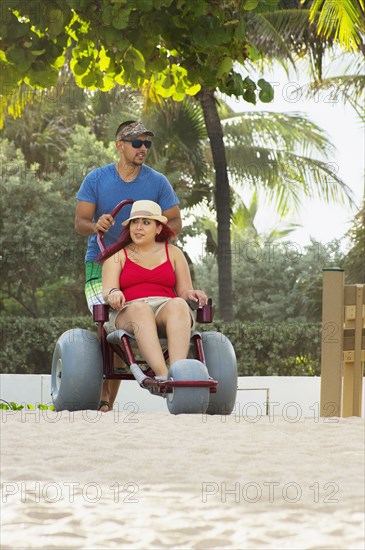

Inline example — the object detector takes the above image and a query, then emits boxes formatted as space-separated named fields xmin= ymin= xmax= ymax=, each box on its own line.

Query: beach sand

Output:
xmin=1 ymin=409 xmax=364 ymax=549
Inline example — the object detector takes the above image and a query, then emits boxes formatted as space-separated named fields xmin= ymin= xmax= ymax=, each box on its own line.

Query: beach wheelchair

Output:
xmin=51 ymin=200 xmax=238 ymax=415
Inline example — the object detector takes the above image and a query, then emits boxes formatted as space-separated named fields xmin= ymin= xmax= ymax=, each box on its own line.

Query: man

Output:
xmin=75 ymin=120 xmax=182 ymax=411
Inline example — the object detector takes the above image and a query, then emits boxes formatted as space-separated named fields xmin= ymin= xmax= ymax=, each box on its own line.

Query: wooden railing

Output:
xmin=320 ymin=268 xmax=365 ymax=417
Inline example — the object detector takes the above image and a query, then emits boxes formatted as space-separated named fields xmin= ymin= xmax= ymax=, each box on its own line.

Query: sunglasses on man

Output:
xmin=121 ymin=139 xmax=153 ymax=149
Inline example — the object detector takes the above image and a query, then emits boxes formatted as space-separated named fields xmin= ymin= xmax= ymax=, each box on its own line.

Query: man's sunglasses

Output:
xmin=121 ymin=139 xmax=153 ymax=149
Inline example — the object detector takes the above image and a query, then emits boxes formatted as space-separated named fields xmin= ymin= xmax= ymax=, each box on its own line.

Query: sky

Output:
xmin=186 ymin=62 xmax=364 ymax=261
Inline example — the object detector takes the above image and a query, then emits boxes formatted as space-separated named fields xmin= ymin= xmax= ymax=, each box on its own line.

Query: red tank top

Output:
xmin=119 ymin=243 xmax=177 ymax=301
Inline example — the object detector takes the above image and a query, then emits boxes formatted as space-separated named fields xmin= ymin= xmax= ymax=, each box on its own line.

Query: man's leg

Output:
xmin=99 ymin=372 xmax=122 ymax=411
xmin=85 ymin=261 xmax=123 ymax=412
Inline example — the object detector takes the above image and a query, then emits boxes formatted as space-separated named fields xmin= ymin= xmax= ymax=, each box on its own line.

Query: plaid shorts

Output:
xmin=84 ymin=261 xmax=105 ymax=313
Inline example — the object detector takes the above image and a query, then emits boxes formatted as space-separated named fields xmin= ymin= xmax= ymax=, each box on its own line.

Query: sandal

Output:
xmin=98 ymin=400 xmax=112 ymax=412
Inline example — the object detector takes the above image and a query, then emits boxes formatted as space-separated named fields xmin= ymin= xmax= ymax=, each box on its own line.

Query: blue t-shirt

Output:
xmin=76 ymin=163 xmax=179 ymax=261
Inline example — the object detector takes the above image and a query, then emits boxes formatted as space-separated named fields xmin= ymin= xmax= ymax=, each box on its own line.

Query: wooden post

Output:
xmin=342 ymin=284 xmax=365 ymax=417
xmin=352 ymin=285 xmax=364 ymax=416
xmin=320 ymin=268 xmax=344 ymax=417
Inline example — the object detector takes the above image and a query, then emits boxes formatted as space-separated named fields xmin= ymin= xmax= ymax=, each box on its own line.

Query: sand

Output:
xmin=0 ymin=409 xmax=364 ymax=549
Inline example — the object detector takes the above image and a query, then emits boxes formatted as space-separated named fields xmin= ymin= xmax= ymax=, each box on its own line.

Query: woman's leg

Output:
xmin=156 ymin=298 xmax=192 ymax=365
xmin=115 ymin=301 xmax=168 ymax=376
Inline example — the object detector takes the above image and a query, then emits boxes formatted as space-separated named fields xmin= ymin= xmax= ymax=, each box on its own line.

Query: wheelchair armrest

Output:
xmin=93 ymin=303 xmax=110 ymax=322
xmin=187 ymin=298 xmax=213 ymax=323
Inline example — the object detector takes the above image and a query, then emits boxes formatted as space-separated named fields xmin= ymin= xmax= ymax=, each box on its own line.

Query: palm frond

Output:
xmin=222 ymin=111 xmax=335 ymax=158
xmin=226 ymin=144 xmax=354 ymax=213
xmin=308 ymin=0 xmax=365 ymax=50
xmin=260 ymin=151 xmax=354 ymax=211
xmin=143 ymin=99 xmax=212 ymax=207
xmin=245 ymin=8 xmax=314 ymax=65
xmin=301 ymin=74 xmax=365 ymax=121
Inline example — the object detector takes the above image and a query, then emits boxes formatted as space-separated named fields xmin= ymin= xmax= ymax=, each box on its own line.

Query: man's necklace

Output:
xmin=116 ymin=161 xmax=140 ymax=183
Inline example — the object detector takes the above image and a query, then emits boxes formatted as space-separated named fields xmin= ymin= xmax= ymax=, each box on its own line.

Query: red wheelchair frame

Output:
xmin=92 ymin=303 xmax=218 ymax=395
xmin=95 ymin=199 xmax=218 ymax=396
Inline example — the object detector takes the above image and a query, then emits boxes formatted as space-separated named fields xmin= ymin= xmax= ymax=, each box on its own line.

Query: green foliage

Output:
xmin=1 ymin=0 xmax=278 ymax=125
xmin=1 ymin=75 xmax=89 ymax=172
xmin=307 ymin=0 xmax=365 ymax=51
xmin=0 ymin=314 xmax=319 ymax=377
xmin=4 ymin=0 xmax=361 ymax=322
xmin=0 ymin=316 xmax=96 ymax=374
xmin=194 ymin=238 xmax=346 ymax=322
xmin=200 ymin=319 xmax=321 ymax=376
xmin=0 ymin=140 xmax=88 ymax=317
xmin=143 ymin=98 xmax=212 ymax=208
xmin=223 ymin=111 xmax=354 ymax=211
xmin=343 ymin=200 xmax=365 ymax=283
xmin=0 ymin=401 xmax=55 ymax=411
xmin=61 ymin=125 xmax=117 ymax=187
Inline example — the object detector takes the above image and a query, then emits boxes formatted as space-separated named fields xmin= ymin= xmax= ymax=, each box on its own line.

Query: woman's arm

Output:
xmin=171 ymin=246 xmax=208 ymax=307
xmin=102 ymin=252 xmax=125 ymax=310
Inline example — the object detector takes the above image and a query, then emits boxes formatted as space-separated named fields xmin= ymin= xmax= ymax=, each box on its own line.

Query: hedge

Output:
xmin=201 ymin=320 xmax=321 ymax=376
xmin=0 ymin=316 xmax=96 ymax=376
xmin=0 ymin=316 xmax=321 ymax=377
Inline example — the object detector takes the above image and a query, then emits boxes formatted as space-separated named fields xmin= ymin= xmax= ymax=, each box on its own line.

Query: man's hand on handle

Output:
xmin=95 ymin=214 xmax=115 ymax=233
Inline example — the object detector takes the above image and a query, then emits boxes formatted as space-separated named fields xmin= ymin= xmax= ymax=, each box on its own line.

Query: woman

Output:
xmin=101 ymin=200 xmax=208 ymax=380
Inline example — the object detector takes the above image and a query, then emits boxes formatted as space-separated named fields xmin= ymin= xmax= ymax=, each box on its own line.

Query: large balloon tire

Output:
xmin=51 ymin=329 xmax=103 ymax=412
xmin=202 ymin=331 xmax=238 ymax=415
xmin=166 ymin=359 xmax=210 ymax=415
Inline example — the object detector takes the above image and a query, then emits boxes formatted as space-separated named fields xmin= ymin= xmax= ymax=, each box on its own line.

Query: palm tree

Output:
xmin=191 ymin=0 xmax=364 ymax=320
xmin=140 ymin=93 xmax=354 ymax=312
xmin=188 ymin=100 xmax=353 ymax=236
xmin=230 ymin=192 xmax=301 ymax=243
xmin=307 ymin=0 xmax=364 ymax=52
xmin=305 ymin=0 xmax=365 ymax=120
xmin=196 ymin=190 xmax=301 ymax=256
xmin=246 ymin=1 xmax=364 ymax=111
xmin=248 ymin=0 xmax=365 ymax=279
xmin=222 ymin=108 xmax=354 ymax=210
xmin=142 ymin=99 xmax=212 ymax=210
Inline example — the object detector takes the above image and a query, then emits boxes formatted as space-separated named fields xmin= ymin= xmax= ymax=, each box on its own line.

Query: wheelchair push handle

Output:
xmin=97 ymin=198 xmax=135 ymax=254
xmin=96 ymin=198 xmax=213 ymax=323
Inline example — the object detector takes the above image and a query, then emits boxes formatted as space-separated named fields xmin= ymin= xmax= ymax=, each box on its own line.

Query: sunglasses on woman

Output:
xmin=122 ymin=139 xmax=153 ymax=149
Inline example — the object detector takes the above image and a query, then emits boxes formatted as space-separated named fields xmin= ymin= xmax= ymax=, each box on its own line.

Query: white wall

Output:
xmin=1 ymin=374 xmax=364 ymax=417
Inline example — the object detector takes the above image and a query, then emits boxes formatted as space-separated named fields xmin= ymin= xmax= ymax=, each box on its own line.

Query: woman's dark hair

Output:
xmin=97 ymin=222 xmax=175 ymax=263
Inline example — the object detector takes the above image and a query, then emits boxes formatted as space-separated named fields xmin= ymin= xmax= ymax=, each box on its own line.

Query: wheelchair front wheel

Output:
xmin=166 ymin=359 xmax=210 ymax=415
xmin=202 ymin=331 xmax=237 ymax=415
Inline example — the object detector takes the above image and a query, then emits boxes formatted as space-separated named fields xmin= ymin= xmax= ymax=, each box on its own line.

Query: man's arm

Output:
xmin=162 ymin=205 xmax=182 ymax=238
xmin=75 ymin=200 xmax=114 ymax=235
